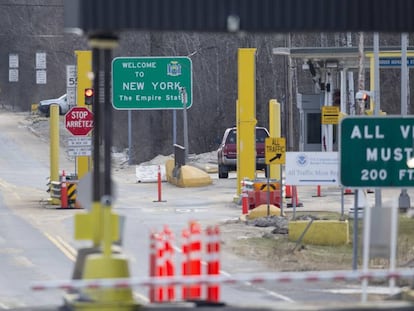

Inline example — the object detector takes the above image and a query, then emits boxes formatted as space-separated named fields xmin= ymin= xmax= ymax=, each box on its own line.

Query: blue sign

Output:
xmin=379 ymin=57 xmax=414 ymax=67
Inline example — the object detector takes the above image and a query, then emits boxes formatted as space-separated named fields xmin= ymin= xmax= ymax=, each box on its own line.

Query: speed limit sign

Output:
xmin=66 ymin=65 xmax=77 ymax=87
xmin=66 ymin=65 xmax=77 ymax=107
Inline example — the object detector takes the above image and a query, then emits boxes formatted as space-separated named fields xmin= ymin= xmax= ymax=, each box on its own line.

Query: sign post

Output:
xmin=265 ymin=137 xmax=286 ymax=216
xmin=112 ymin=56 xmax=192 ymax=110
xmin=340 ymin=116 xmax=414 ymax=187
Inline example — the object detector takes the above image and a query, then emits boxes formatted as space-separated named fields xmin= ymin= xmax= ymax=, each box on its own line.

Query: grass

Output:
xmin=230 ymin=211 xmax=414 ymax=272
xmin=315 ymin=211 xmax=414 ymax=266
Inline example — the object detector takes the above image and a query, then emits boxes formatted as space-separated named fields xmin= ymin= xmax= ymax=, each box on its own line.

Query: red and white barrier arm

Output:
xmin=31 ymin=268 xmax=414 ymax=291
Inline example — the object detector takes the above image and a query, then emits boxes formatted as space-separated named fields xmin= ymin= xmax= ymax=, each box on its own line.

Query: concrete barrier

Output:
xmin=165 ymin=159 xmax=212 ymax=187
xmin=288 ymin=220 xmax=349 ymax=246
xmin=247 ymin=204 xmax=283 ymax=219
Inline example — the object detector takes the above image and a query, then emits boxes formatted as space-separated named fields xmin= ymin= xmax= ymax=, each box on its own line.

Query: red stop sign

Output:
xmin=65 ymin=107 xmax=94 ymax=136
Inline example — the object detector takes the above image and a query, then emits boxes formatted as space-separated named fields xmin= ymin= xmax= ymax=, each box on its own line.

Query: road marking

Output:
xmin=0 ymin=300 xmax=26 ymax=310
xmin=175 ymin=208 xmax=207 ymax=213
xmin=44 ymin=232 xmax=152 ymax=304
xmin=315 ymin=286 xmax=401 ymax=295
xmin=0 ymin=179 xmax=22 ymax=201
xmin=256 ymin=286 xmax=295 ymax=302
xmin=142 ymin=208 xmax=170 ymax=213
xmin=13 ymin=255 xmax=34 ymax=268
xmin=156 ymin=244 xmax=295 ymax=304
xmin=139 ymin=207 xmax=208 ymax=213
xmin=43 ymin=232 xmax=77 ymax=262
xmin=56 ymin=235 xmax=77 ymax=259
xmin=133 ymin=291 xmax=149 ymax=303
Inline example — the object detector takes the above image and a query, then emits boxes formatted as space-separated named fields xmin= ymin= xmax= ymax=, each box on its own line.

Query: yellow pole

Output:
xmin=269 ymin=99 xmax=281 ymax=180
xmin=103 ymin=200 xmax=112 ymax=258
xmin=91 ymin=202 xmax=102 ymax=247
xmin=237 ymin=48 xmax=257 ymax=196
xmin=74 ymin=50 xmax=92 ymax=180
xmin=50 ymin=104 xmax=60 ymax=205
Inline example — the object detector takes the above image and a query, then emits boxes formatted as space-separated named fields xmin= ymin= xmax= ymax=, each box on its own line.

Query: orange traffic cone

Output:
xmin=181 ymin=228 xmax=191 ymax=300
xmin=154 ymin=233 xmax=165 ymax=302
xmin=287 ymin=186 xmax=303 ymax=207
xmin=241 ymin=180 xmax=249 ymax=215
xmin=188 ymin=221 xmax=202 ymax=300
xmin=149 ymin=231 xmax=157 ymax=302
xmin=60 ymin=170 xmax=68 ymax=209
xmin=285 ymin=185 xmax=292 ymax=198
xmin=312 ymin=185 xmax=325 ymax=197
xmin=206 ymin=225 xmax=220 ymax=302
xmin=344 ymin=188 xmax=354 ymax=195
xmin=163 ymin=225 xmax=175 ymax=301
xmin=182 ymin=221 xmax=202 ymax=300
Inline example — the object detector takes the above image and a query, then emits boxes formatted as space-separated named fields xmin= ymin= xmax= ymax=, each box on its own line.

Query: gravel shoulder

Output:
xmin=219 ymin=216 xmax=355 ymax=273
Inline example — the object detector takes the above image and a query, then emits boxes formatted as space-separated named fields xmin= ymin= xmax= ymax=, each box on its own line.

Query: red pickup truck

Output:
xmin=217 ymin=126 xmax=269 ymax=178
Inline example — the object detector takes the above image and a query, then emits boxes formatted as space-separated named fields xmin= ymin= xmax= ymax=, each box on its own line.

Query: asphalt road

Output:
xmin=0 ymin=111 xmax=74 ymax=308
xmin=0 ymin=110 xmax=413 ymax=310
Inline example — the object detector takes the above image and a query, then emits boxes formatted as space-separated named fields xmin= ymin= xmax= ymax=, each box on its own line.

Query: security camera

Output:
xmin=227 ymin=15 xmax=240 ymax=32
xmin=355 ymin=91 xmax=365 ymax=100
xmin=355 ymin=90 xmax=373 ymax=100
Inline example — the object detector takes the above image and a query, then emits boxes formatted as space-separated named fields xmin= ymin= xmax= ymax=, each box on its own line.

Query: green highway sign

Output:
xmin=340 ymin=116 xmax=414 ymax=188
xmin=112 ymin=56 xmax=192 ymax=110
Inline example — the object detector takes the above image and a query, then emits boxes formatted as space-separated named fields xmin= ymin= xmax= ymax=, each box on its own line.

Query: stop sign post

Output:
xmin=65 ymin=107 xmax=94 ymax=136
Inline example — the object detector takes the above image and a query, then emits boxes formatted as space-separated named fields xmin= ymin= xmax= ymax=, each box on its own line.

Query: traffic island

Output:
xmin=288 ymin=219 xmax=349 ymax=246
xmin=165 ymin=159 xmax=212 ymax=187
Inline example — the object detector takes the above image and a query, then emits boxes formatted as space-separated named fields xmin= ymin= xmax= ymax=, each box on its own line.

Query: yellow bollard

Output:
xmin=71 ymin=200 xmax=135 ymax=311
xmin=74 ymin=50 xmax=93 ymax=181
xmin=237 ymin=48 xmax=257 ymax=196
xmin=50 ymin=104 xmax=60 ymax=205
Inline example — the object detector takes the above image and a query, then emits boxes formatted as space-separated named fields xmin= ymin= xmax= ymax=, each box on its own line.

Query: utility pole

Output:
xmin=357 ymin=32 xmax=365 ymax=115
xmin=287 ymin=33 xmax=294 ymax=151
xmin=399 ymin=33 xmax=411 ymax=212
xmin=352 ymin=32 xmax=365 ymax=271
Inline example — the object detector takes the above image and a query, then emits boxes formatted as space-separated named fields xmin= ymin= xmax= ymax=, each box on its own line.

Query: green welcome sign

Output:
xmin=112 ymin=56 xmax=192 ymax=110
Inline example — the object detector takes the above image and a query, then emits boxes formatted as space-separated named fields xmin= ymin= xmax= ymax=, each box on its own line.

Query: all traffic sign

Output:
xmin=340 ymin=116 xmax=414 ymax=187
xmin=65 ymin=107 xmax=94 ymax=136
xmin=112 ymin=56 xmax=192 ymax=110
xmin=265 ymin=137 xmax=286 ymax=165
